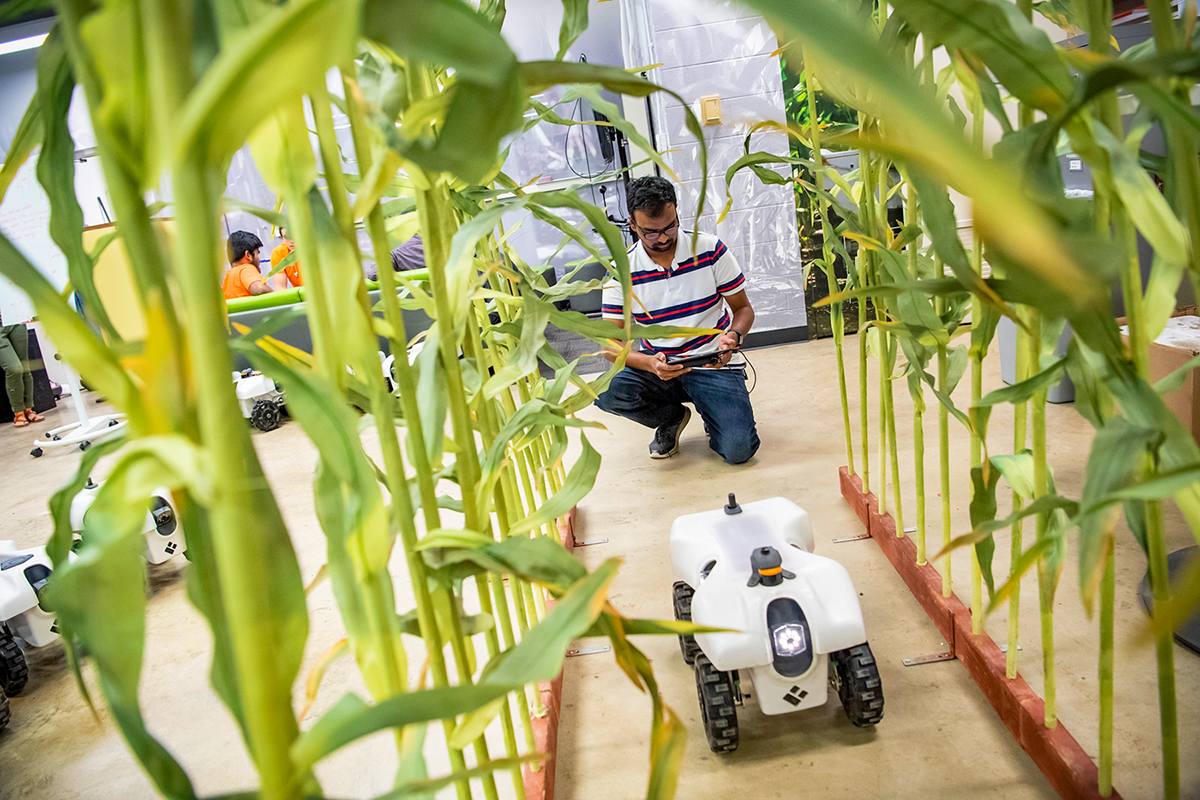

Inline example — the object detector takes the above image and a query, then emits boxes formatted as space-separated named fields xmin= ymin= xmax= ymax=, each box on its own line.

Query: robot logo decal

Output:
xmin=783 ymin=686 xmax=808 ymax=706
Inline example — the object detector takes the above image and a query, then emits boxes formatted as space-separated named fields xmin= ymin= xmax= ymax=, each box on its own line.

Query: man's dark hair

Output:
xmin=627 ymin=176 xmax=677 ymax=217
xmin=228 ymin=231 xmax=262 ymax=264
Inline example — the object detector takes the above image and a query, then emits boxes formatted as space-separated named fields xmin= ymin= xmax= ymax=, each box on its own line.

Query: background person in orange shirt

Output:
xmin=221 ymin=231 xmax=271 ymax=299
xmin=270 ymin=227 xmax=302 ymax=289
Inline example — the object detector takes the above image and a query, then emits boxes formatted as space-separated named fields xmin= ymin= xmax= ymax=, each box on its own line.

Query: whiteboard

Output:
xmin=0 ymin=154 xmax=68 ymax=324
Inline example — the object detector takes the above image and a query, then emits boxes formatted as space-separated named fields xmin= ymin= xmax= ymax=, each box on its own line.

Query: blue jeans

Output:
xmin=595 ymin=366 xmax=760 ymax=464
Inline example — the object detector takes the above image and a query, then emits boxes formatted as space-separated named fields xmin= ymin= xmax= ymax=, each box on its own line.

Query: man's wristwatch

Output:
xmin=730 ymin=328 xmax=745 ymax=346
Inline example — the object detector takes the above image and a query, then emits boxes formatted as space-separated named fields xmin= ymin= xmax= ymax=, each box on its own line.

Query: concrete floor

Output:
xmin=557 ymin=337 xmax=1199 ymax=800
xmin=0 ymin=337 xmax=1196 ymax=799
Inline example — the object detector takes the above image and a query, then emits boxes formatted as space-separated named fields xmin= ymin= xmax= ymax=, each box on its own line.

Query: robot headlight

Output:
xmin=772 ymin=623 xmax=808 ymax=657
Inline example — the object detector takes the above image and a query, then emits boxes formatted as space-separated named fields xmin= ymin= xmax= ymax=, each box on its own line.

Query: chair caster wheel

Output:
xmin=30 ymin=447 xmax=43 ymax=458
xmin=79 ymin=441 xmax=90 ymax=452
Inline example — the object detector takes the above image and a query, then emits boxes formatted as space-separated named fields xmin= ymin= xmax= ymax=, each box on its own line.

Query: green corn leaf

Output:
xmin=646 ymin=705 xmax=687 ymax=800
xmin=415 ymin=325 xmax=448 ymax=467
xmin=0 ymin=82 xmax=42 ymax=202
xmin=397 ymin=607 xmax=493 ymax=638
xmin=478 ymin=558 xmax=618 ymax=688
xmin=296 ymin=558 xmax=618 ymax=767
xmin=176 ymin=0 xmax=360 ymax=166
xmin=0 ymin=0 xmax=52 ymax=22
xmin=877 ymin=248 xmax=947 ymax=343
xmin=46 ymin=459 xmax=196 ymax=800
xmin=507 ymin=432 xmax=601 ymax=536
xmin=394 ymin=722 xmax=432 ymax=800
xmin=35 ymin=27 xmax=118 ymax=340
xmin=0 ymin=232 xmax=141 ymax=416
xmin=890 ymin=0 xmax=1073 ymax=113
xmin=990 ymin=450 xmax=1036 ymax=499
xmin=556 ymin=0 xmax=588 ymax=60
xmin=292 ymin=684 xmax=513 ymax=771
xmin=936 ymin=494 xmax=1080 ymax=560
xmin=519 ymin=61 xmax=709 ymax=233
xmin=1147 ymin=352 xmax=1200 ymax=398
xmin=364 ymin=0 xmax=523 ymax=183
xmin=582 ymin=617 xmax=735 ymax=638
xmin=222 ymin=196 xmax=290 ymax=229
xmin=969 ymin=464 xmax=1002 ymax=596
xmin=977 ymin=356 xmax=1068 ymax=407
xmin=417 ymin=531 xmax=587 ymax=595
xmin=908 ymin=171 xmax=1002 ymax=307
xmin=475 ymin=398 xmax=605 ymax=516
xmin=238 ymin=343 xmax=406 ymax=699
xmin=987 ymin=537 xmax=1062 ymax=614
xmin=1066 ymin=340 xmax=1108 ymax=428
xmin=958 ymin=51 xmax=1014 ymax=137
xmin=560 ymin=84 xmax=680 ymax=182
xmin=44 ymin=437 xmax=125 ymax=718
xmin=375 ymin=755 xmax=547 ymax=799
xmin=944 ymin=344 xmax=970 ymax=396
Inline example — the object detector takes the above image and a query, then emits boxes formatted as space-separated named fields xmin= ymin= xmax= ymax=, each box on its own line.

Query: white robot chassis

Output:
xmin=671 ymin=494 xmax=884 ymax=753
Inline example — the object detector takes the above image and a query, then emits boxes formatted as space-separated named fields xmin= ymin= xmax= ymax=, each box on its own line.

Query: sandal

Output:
xmin=23 ymin=409 xmax=44 ymax=423
xmin=13 ymin=413 xmax=29 ymax=428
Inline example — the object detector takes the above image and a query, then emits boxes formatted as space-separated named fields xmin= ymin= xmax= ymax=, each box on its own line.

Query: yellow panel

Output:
xmin=81 ymin=220 xmax=175 ymax=342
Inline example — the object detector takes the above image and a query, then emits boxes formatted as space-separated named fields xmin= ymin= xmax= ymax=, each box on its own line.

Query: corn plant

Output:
xmin=0 ymin=1 xmax=722 ymax=798
xmin=742 ymin=0 xmax=1200 ymax=797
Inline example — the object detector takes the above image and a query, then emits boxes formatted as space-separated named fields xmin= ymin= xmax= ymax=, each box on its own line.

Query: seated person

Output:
xmin=364 ymin=235 xmax=425 ymax=280
xmin=221 ymin=231 xmax=271 ymax=299
xmin=595 ymin=176 xmax=759 ymax=465
xmin=269 ymin=227 xmax=302 ymax=289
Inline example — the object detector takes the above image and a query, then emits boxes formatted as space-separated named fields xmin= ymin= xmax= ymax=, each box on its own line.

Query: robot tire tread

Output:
xmin=695 ymin=654 xmax=738 ymax=753
xmin=832 ymin=643 xmax=884 ymax=727
xmin=0 ymin=635 xmax=28 ymax=697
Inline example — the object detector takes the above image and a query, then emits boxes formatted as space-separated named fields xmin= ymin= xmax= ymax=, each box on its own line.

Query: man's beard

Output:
xmin=648 ymin=238 xmax=675 ymax=252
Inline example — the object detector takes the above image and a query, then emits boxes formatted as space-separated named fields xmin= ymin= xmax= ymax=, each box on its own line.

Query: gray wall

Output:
xmin=638 ymin=0 xmax=807 ymax=337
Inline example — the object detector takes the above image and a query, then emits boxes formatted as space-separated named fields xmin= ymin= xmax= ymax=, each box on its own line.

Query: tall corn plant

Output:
xmin=0 ymin=1 xmax=718 ymax=798
xmin=744 ymin=0 xmax=1200 ymax=797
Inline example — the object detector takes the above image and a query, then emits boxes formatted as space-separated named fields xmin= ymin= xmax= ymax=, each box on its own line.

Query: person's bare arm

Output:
xmin=713 ymin=290 xmax=754 ymax=367
xmin=602 ymin=319 xmax=690 ymax=380
xmin=249 ymin=280 xmax=273 ymax=296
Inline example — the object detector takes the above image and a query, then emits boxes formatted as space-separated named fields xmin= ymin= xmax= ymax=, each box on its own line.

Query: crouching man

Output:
xmin=595 ymin=177 xmax=760 ymax=465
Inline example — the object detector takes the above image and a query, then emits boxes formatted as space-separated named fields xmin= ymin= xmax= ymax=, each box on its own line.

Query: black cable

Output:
xmin=739 ymin=348 xmax=757 ymax=393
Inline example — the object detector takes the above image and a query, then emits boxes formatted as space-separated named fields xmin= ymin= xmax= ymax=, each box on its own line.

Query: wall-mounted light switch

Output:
xmin=699 ymin=94 xmax=722 ymax=126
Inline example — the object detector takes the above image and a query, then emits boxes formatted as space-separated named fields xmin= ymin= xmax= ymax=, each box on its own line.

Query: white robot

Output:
xmin=70 ymin=481 xmax=186 ymax=565
xmin=0 ymin=487 xmax=182 ymax=731
xmin=0 ymin=540 xmax=70 ymax=704
xmin=671 ymin=494 xmax=884 ymax=753
xmin=233 ymin=369 xmax=285 ymax=432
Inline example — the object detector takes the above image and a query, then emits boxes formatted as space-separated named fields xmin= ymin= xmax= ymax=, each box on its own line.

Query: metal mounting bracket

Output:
xmin=902 ymin=651 xmax=955 ymax=667
xmin=574 ymin=538 xmax=608 ymax=547
xmin=566 ymin=646 xmax=611 ymax=658
xmin=832 ymin=534 xmax=871 ymax=543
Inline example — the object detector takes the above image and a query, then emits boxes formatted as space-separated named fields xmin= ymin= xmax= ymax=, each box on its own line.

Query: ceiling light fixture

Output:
xmin=0 ymin=34 xmax=48 ymax=57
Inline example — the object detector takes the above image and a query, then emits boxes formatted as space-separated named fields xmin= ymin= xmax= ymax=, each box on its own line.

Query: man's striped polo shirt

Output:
xmin=601 ymin=230 xmax=746 ymax=366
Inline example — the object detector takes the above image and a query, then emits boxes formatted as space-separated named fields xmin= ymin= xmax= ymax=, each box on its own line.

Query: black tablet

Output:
xmin=666 ymin=349 xmax=735 ymax=368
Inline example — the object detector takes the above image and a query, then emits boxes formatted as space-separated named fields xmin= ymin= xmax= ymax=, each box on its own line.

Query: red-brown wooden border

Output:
xmin=522 ymin=505 xmax=577 ymax=800
xmin=840 ymin=467 xmax=1119 ymax=800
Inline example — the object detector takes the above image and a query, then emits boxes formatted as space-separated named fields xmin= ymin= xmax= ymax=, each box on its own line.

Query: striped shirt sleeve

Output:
xmin=600 ymin=277 xmax=624 ymax=321
xmin=713 ymin=240 xmax=746 ymax=296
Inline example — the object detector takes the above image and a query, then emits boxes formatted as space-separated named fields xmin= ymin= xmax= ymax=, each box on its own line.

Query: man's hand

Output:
xmin=712 ymin=330 xmax=741 ymax=367
xmin=650 ymin=352 xmax=690 ymax=381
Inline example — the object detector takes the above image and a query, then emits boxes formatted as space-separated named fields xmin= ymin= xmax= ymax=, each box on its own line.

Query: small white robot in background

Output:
xmin=0 ymin=540 xmax=73 ymax=711
xmin=671 ymin=494 xmax=884 ymax=753
xmin=0 ymin=487 xmax=183 ymax=730
xmin=233 ymin=369 xmax=285 ymax=432
xmin=70 ymin=480 xmax=186 ymax=565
